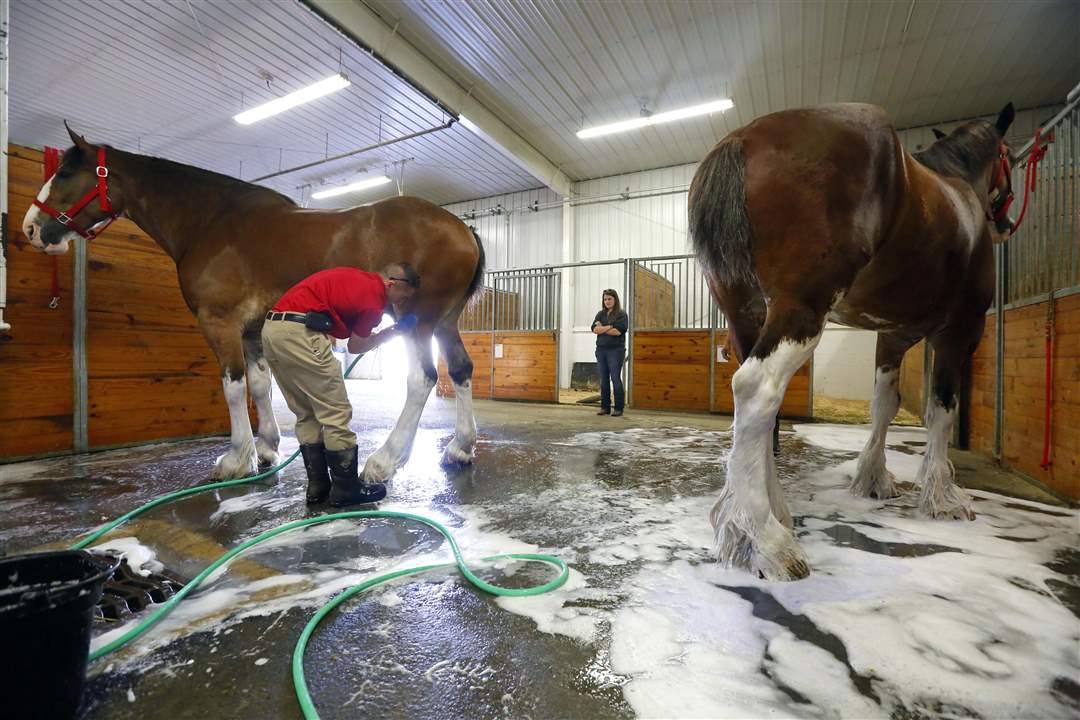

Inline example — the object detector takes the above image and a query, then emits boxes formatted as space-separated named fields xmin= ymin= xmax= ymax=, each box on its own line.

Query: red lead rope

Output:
xmin=43 ymin=147 xmax=62 ymax=309
xmin=1009 ymin=129 xmax=1049 ymax=236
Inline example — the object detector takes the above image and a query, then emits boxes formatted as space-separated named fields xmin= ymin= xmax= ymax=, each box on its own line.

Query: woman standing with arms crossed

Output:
xmin=592 ymin=289 xmax=629 ymax=416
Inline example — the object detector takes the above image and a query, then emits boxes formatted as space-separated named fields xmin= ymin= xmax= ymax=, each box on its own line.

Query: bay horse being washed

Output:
xmin=22 ymin=126 xmax=484 ymax=483
xmin=689 ymin=102 xmax=1016 ymax=580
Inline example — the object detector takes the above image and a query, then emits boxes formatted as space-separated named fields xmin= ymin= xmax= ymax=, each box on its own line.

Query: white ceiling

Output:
xmin=365 ymin=0 xmax=1079 ymax=181
xmin=8 ymin=0 xmax=1078 ymax=207
xmin=7 ymin=0 xmax=539 ymax=206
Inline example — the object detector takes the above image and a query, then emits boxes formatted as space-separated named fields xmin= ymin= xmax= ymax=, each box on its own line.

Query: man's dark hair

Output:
xmin=385 ymin=262 xmax=420 ymax=289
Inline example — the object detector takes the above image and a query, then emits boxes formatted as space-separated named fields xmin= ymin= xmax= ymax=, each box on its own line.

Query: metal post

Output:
xmin=74 ymin=239 xmax=88 ymax=452
xmin=0 ymin=0 xmax=10 ymax=333
xmin=994 ymin=243 xmax=1005 ymax=459
xmin=626 ymin=259 xmax=634 ymax=407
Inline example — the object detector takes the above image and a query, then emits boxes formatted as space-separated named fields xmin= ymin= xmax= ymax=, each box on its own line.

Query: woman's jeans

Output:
xmin=596 ymin=346 xmax=625 ymax=411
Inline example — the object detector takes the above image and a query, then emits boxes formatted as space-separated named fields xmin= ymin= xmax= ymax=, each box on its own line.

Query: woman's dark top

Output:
xmin=593 ymin=309 xmax=629 ymax=349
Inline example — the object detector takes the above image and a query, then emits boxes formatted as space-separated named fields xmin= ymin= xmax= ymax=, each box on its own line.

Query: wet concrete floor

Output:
xmin=0 ymin=381 xmax=1076 ymax=719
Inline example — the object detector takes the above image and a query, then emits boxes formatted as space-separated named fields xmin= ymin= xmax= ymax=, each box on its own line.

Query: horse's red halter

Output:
xmin=32 ymin=146 xmax=120 ymax=239
xmin=989 ymin=142 xmax=1014 ymax=224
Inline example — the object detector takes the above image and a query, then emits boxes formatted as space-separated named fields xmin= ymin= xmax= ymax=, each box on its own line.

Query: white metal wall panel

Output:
xmin=442 ymin=187 xmax=562 ymax=271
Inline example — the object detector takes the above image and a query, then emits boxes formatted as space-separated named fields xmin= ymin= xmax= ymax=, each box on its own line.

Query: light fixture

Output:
xmin=310 ymin=175 xmax=392 ymax=200
xmin=577 ymin=98 xmax=734 ymax=139
xmin=234 ymin=72 xmax=351 ymax=125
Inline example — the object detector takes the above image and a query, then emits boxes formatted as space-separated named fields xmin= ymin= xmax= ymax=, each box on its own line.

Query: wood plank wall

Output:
xmin=712 ymin=331 xmax=813 ymax=418
xmin=436 ymin=332 xmax=492 ymax=398
xmin=491 ymin=331 xmax=558 ymax=402
xmin=899 ymin=341 xmax=927 ymax=418
xmin=1 ymin=146 xmax=74 ymax=458
xmin=632 ymin=264 xmax=675 ymax=329
xmin=86 ymin=228 xmax=230 ymax=447
xmin=970 ymin=295 xmax=1079 ymax=499
xmin=632 ymin=330 xmax=710 ymax=411
xmin=2 ymin=143 xmax=231 ymax=460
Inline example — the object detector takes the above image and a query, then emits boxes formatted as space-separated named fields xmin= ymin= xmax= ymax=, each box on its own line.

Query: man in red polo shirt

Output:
xmin=261 ymin=263 xmax=420 ymax=506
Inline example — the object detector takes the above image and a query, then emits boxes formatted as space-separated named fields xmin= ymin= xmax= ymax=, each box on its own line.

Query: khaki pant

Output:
xmin=261 ymin=320 xmax=355 ymax=451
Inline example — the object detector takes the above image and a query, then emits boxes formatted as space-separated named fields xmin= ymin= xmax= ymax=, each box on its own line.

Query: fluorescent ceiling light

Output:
xmin=311 ymin=175 xmax=392 ymax=200
xmin=234 ymin=72 xmax=351 ymax=125
xmin=577 ymin=98 xmax=734 ymax=139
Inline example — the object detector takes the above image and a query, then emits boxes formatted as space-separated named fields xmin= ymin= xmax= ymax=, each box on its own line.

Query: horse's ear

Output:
xmin=995 ymin=102 xmax=1015 ymax=136
xmin=64 ymin=121 xmax=93 ymax=153
xmin=932 ymin=128 xmax=947 ymax=140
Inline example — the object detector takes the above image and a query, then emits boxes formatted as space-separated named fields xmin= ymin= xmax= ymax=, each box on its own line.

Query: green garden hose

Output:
xmin=70 ymin=350 xmax=570 ymax=719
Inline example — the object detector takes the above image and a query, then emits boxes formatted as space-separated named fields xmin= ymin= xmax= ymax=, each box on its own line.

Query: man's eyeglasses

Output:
xmin=388 ymin=276 xmax=420 ymax=289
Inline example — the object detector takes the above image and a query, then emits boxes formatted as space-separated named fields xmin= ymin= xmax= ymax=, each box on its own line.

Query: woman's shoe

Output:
xmin=597 ymin=409 xmax=610 ymax=415
xmin=611 ymin=410 xmax=623 ymax=417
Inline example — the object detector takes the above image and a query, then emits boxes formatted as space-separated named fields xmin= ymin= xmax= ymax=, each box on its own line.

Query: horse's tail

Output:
xmin=466 ymin=226 xmax=486 ymax=300
xmin=688 ymin=138 xmax=756 ymax=289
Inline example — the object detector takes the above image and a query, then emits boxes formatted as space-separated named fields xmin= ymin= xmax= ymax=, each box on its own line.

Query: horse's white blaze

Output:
xmin=851 ymin=366 xmax=900 ymax=497
xmin=711 ymin=335 xmax=820 ymax=579
xmin=362 ymin=337 xmax=435 ymax=483
xmin=443 ymin=378 xmax=477 ymax=465
xmin=21 ymin=177 xmax=53 ymax=248
xmin=916 ymin=396 xmax=974 ymax=519
xmin=245 ymin=356 xmax=280 ymax=466
xmin=212 ymin=375 xmax=257 ymax=479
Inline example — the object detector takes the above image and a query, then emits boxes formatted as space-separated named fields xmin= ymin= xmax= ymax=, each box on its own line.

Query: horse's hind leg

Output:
xmin=917 ymin=320 xmax=983 ymax=520
xmin=712 ymin=298 xmax=824 ymax=580
xmin=435 ymin=323 xmax=477 ymax=466
xmin=362 ymin=328 xmax=437 ymax=483
xmin=718 ymin=283 xmax=789 ymax=528
xmin=243 ymin=328 xmax=281 ymax=467
xmin=199 ymin=314 xmax=257 ymax=479
xmin=850 ymin=332 xmax=920 ymax=499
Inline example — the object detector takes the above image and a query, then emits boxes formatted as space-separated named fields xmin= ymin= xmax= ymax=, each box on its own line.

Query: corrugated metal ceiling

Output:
xmin=365 ymin=0 xmax=1079 ymax=182
xmin=7 ymin=0 xmax=539 ymax=206
xmin=8 ymin=1 xmax=1077 ymax=206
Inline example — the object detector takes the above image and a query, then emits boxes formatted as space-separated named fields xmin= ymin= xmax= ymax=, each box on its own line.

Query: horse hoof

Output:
xmin=440 ymin=445 xmax=474 ymax=467
xmin=211 ymin=452 xmax=257 ymax=480
xmin=751 ymin=519 xmax=811 ymax=581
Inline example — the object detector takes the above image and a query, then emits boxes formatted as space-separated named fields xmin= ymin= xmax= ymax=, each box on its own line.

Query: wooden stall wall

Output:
xmin=968 ymin=315 xmax=996 ymax=455
xmin=436 ymin=332 xmax=492 ymax=399
xmin=86 ymin=227 xmax=230 ymax=447
xmin=632 ymin=331 xmax=710 ymax=412
xmin=492 ymin=331 xmax=558 ymax=402
xmin=968 ymin=295 xmax=1079 ymax=500
xmin=899 ymin=341 xmax=926 ymax=419
xmin=1 ymin=146 xmax=74 ymax=459
xmin=712 ymin=331 xmax=813 ymax=418
xmin=632 ymin=264 xmax=674 ymax=328
xmin=2 ymin=142 xmax=233 ymax=460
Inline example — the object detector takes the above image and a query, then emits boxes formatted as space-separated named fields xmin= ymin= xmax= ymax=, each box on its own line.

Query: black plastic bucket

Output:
xmin=0 ymin=550 xmax=120 ymax=720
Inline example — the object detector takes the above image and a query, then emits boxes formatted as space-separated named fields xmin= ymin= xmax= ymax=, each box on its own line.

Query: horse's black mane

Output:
xmin=913 ymin=121 xmax=1000 ymax=183
xmin=63 ymin=143 xmax=297 ymax=207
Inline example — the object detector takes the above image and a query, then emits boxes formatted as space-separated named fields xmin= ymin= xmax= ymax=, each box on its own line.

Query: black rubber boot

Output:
xmin=326 ymin=446 xmax=387 ymax=507
xmin=299 ymin=443 xmax=332 ymax=504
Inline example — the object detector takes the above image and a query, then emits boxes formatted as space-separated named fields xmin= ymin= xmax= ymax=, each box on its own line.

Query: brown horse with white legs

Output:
xmin=689 ymin=102 xmax=1016 ymax=580
xmin=22 ymin=126 xmax=484 ymax=482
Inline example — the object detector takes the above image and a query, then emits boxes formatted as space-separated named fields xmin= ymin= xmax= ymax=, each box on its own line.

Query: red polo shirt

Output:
xmin=272 ymin=267 xmax=386 ymax=339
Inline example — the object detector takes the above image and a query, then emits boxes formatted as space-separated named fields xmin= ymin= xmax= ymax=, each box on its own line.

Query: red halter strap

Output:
xmin=32 ymin=146 xmax=119 ymax=239
xmin=990 ymin=142 xmax=1014 ymax=223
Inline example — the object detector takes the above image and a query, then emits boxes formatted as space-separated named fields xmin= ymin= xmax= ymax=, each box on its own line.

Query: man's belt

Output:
xmin=265 ymin=311 xmax=308 ymax=324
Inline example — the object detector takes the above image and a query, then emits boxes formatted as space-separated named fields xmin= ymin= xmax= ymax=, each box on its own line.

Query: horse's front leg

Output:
xmin=363 ymin=331 xmax=437 ymax=483
xmin=200 ymin=314 xmax=257 ymax=479
xmin=243 ymin=329 xmax=281 ymax=467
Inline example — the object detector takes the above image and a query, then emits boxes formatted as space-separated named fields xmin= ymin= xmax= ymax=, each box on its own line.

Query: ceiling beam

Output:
xmin=302 ymin=0 xmax=572 ymax=197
